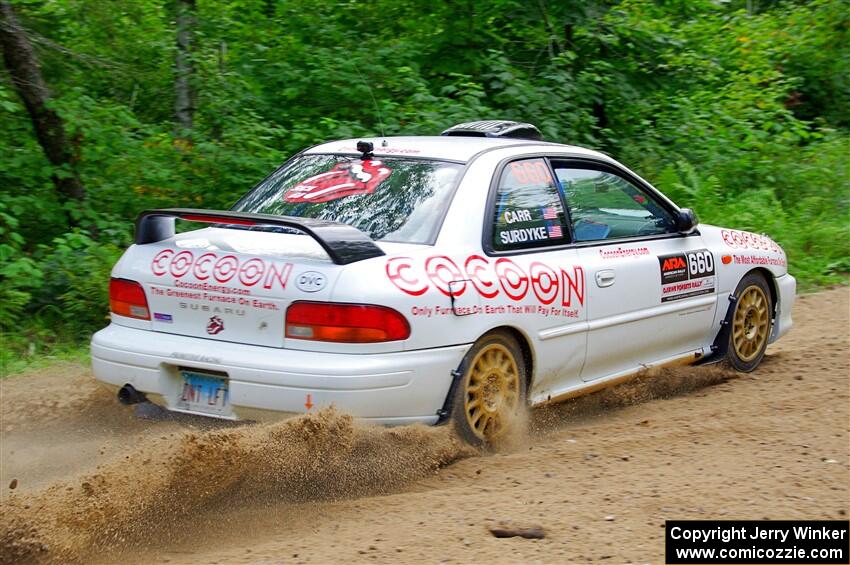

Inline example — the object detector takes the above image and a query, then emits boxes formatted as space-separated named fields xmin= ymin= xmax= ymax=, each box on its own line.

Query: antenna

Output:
xmin=354 ymin=65 xmax=386 ymax=140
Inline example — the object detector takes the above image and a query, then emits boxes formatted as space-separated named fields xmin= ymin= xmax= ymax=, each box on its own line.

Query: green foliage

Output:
xmin=30 ymin=231 xmax=123 ymax=337
xmin=0 ymin=0 xmax=848 ymax=372
xmin=0 ymin=227 xmax=122 ymax=374
xmin=657 ymin=132 xmax=850 ymax=287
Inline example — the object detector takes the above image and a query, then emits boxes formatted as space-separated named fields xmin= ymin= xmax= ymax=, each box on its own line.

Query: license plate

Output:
xmin=176 ymin=370 xmax=230 ymax=417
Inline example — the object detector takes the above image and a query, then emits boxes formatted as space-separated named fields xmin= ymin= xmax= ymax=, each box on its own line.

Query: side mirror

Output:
xmin=675 ymin=208 xmax=699 ymax=233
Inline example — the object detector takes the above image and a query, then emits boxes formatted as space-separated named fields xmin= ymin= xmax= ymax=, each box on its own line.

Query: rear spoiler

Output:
xmin=135 ymin=208 xmax=385 ymax=265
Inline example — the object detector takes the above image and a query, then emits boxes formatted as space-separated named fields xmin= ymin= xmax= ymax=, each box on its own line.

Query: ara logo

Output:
xmin=661 ymin=257 xmax=686 ymax=271
xmin=658 ymin=253 xmax=689 ymax=284
xmin=206 ymin=316 xmax=225 ymax=335
xmin=295 ymin=271 xmax=327 ymax=293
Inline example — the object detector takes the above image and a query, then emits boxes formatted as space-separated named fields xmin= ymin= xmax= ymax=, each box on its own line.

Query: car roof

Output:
xmin=304 ymin=136 xmax=612 ymax=164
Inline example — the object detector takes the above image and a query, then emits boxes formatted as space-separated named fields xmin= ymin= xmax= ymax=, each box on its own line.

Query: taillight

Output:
xmin=109 ymin=278 xmax=150 ymax=320
xmin=286 ymin=302 xmax=410 ymax=343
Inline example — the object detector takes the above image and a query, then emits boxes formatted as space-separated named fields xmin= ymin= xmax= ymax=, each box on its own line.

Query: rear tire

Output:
xmin=450 ymin=330 xmax=528 ymax=447
xmin=726 ymin=272 xmax=773 ymax=372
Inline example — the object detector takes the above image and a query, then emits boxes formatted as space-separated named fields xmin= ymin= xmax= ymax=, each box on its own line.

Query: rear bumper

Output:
xmin=770 ymin=273 xmax=796 ymax=343
xmin=91 ymin=324 xmax=470 ymax=425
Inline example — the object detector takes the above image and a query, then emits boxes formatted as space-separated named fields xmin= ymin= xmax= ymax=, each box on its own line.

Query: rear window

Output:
xmin=233 ymin=155 xmax=463 ymax=244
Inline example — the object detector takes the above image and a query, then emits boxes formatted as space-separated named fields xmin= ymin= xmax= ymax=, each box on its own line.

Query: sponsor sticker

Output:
xmin=599 ymin=246 xmax=650 ymax=260
xmin=659 ymin=249 xmax=715 ymax=303
xmin=335 ymin=146 xmax=421 ymax=155
xmin=386 ymin=255 xmax=585 ymax=311
xmin=284 ymin=160 xmax=391 ymax=203
xmin=731 ymin=254 xmax=787 ymax=267
xmin=721 ymin=229 xmax=782 ymax=252
xmin=295 ymin=271 xmax=327 ymax=293
xmin=150 ymin=249 xmax=293 ymax=291
xmin=660 ymin=255 xmax=689 ymax=284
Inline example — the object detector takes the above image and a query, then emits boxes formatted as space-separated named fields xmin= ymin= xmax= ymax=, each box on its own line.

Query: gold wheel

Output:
xmin=463 ymin=343 xmax=520 ymax=441
xmin=731 ymin=285 xmax=770 ymax=363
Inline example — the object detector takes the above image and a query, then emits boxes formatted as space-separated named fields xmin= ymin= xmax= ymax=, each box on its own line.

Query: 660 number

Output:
xmin=687 ymin=250 xmax=714 ymax=277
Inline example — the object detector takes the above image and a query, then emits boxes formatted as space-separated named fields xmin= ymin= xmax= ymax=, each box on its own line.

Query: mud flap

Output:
xmin=697 ymin=294 xmax=738 ymax=365
xmin=436 ymin=365 xmax=465 ymax=425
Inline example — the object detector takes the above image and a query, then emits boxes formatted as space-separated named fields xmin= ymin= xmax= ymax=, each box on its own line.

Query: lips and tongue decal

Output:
xmin=284 ymin=160 xmax=392 ymax=203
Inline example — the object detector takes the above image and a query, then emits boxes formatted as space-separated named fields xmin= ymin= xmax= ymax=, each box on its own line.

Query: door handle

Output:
xmin=595 ymin=269 xmax=616 ymax=288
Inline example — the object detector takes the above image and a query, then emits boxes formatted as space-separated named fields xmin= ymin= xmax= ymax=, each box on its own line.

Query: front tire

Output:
xmin=726 ymin=272 xmax=773 ymax=372
xmin=450 ymin=330 xmax=527 ymax=447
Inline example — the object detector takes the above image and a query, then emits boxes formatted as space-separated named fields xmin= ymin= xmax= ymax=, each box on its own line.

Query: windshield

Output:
xmin=232 ymin=155 xmax=463 ymax=244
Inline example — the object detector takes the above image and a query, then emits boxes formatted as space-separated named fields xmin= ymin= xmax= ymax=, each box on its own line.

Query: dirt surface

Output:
xmin=1 ymin=287 xmax=848 ymax=564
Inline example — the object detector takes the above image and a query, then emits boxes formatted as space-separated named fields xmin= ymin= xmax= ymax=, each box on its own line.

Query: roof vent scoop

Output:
xmin=440 ymin=120 xmax=543 ymax=141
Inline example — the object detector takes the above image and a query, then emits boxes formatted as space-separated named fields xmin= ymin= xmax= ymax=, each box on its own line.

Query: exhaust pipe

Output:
xmin=117 ymin=384 xmax=147 ymax=405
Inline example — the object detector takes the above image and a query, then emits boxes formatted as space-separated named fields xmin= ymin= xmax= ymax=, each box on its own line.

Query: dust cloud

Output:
xmin=0 ymin=408 xmax=472 ymax=564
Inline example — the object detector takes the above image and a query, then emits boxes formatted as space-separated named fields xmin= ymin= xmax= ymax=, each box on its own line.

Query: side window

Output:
xmin=492 ymin=158 xmax=570 ymax=251
xmin=553 ymin=166 xmax=676 ymax=242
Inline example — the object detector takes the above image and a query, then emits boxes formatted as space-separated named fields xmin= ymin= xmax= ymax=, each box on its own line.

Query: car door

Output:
xmin=483 ymin=157 xmax=587 ymax=402
xmin=550 ymin=160 xmax=718 ymax=382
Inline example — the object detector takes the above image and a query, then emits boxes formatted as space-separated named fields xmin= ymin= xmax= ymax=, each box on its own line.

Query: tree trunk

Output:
xmin=174 ymin=0 xmax=196 ymax=135
xmin=0 ymin=1 xmax=85 ymax=202
xmin=536 ymin=0 xmax=561 ymax=58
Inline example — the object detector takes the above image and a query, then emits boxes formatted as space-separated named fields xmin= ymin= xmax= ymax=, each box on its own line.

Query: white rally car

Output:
xmin=92 ymin=120 xmax=795 ymax=445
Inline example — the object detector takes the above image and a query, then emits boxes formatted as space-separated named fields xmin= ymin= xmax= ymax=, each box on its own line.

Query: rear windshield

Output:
xmin=232 ymin=155 xmax=463 ymax=244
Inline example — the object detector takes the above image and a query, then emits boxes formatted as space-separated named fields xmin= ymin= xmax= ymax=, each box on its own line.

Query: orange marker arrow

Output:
xmin=305 ymin=393 xmax=313 ymax=410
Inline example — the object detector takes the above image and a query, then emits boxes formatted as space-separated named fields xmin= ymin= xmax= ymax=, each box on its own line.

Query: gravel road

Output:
xmin=1 ymin=287 xmax=847 ymax=564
